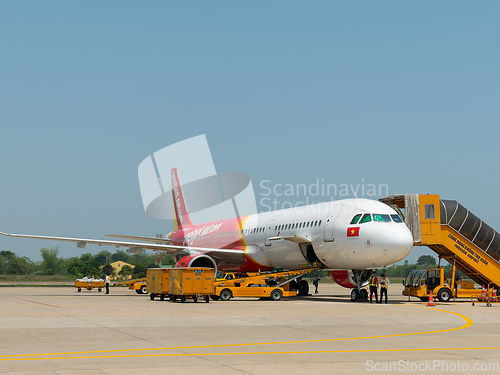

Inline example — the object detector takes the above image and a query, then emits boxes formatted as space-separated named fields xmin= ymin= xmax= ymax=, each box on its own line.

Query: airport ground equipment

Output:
xmin=380 ymin=194 xmax=500 ymax=293
xmin=114 ymin=278 xmax=147 ymax=294
xmin=403 ymin=264 xmax=482 ymax=302
xmin=146 ymin=268 xmax=170 ymax=301
xmin=169 ymin=268 xmax=214 ymax=303
xmin=75 ymin=278 xmax=105 ymax=292
xmin=212 ymin=266 xmax=319 ymax=301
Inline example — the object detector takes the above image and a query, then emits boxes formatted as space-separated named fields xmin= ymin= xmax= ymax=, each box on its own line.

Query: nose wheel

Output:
xmin=350 ymin=289 xmax=360 ymax=302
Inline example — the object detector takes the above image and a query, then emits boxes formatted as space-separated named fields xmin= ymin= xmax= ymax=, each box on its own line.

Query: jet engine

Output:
xmin=329 ymin=270 xmax=372 ymax=289
xmin=175 ymin=254 xmax=217 ymax=274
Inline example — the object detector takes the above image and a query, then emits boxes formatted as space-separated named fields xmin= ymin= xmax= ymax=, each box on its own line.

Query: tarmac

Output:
xmin=0 ymin=283 xmax=499 ymax=375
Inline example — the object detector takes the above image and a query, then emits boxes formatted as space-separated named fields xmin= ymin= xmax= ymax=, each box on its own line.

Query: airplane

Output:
xmin=0 ymin=168 xmax=413 ymax=301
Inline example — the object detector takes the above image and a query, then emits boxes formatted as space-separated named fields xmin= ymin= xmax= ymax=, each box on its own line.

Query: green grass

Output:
xmin=0 ymin=275 xmax=74 ymax=282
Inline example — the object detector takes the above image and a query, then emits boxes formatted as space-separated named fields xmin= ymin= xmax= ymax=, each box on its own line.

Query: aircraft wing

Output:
xmin=0 ymin=229 xmax=243 ymax=260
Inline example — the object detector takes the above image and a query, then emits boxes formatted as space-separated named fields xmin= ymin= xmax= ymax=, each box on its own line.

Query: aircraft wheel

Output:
xmin=270 ymin=289 xmax=283 ymax=301
xmin=360 ymin=289 xmax=368 ymax=300
xmin=180 ymin=295 xmax=186 ymax=303
xmin=150 ymin=293 xmax=156 ymax=301
xmin=172 ymin=295 xmax=177 ymax=302
xmin=98 ymin=288 xmax=102 ymax=292
xmin=298 ymin=280 xmax=309 ymax=296
xmin=350 ymin=289 xmax=359 ymax=302
xmin=220 ymin=289 xmax=232 ymax=301
xmin=437 ymin=288 xmax=452 ymax=302
xmin=205 ymin=295 xmax=210 ymax=303
xmin=160 ymin=294 xmax=165 ymax=301
xmin=140 ymin=286 xmax=147 ymax=294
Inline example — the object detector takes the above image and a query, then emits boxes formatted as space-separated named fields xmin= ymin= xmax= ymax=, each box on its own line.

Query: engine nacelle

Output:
xmin=329 ymin=270 xmax=371 ymax=289
xmin=175 ymin=254 xmax=217 ymax=274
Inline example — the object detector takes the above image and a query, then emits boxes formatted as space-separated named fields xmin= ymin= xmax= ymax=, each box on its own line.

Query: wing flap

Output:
xmin=106 ymin=234 xmax=172 ymax=244
xmin=268 ymin=234 xmax=312 ymax=245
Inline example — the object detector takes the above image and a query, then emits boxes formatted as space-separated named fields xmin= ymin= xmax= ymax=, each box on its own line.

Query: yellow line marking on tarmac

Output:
xmin=0 ymin=305 xmax=475 ymax=361
xmin=2 ymin=347 xmax=500 ymax=362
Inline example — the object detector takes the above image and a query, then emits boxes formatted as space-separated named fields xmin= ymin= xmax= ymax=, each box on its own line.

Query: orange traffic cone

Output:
xmin=481 ymin=285 xmax=486 ymax=301
xmin=428 ymin=290 xmax=435 ymax=306
xmin=492 ymin=288 xmax=497 ymax=303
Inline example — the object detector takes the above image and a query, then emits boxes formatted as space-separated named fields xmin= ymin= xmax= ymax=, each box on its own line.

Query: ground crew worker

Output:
xmin=369 ymin=271 xmax=378 ymax=303
xmin=313 ymin=276 xmax=320 ymax=294
xmin=105 ymin=274 xmax=110 ymax=294
xmin=379 ymin=273 xmax=390 ymax=304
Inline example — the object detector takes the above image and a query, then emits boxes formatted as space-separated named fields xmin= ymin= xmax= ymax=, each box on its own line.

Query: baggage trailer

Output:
xmin=146 ymin=268 xmax=170 ymax=301
xmin=169 ymin=268 xmax=215 ymax=303
xmin=114 ymin=278 xmax=147 ymax=294
xmin=75 ymin=278 xmax=105 ymax=292
xmin=213 ymin=266 xmax=319 ymax=301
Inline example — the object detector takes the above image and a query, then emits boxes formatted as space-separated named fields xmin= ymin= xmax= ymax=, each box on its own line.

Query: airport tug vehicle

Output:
xmin=114 ymin=278 xmax=147 ymax=294
xmin=403 ymin=263 xmax=482 ymax=302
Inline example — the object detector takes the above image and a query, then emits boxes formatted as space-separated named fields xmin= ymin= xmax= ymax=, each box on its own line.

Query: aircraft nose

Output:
xmin=382 ymin=226 xmax=414 ymax=262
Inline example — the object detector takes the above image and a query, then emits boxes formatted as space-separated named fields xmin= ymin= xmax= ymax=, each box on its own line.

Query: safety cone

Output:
xmin=427 ymin=290 xmax=435 ymax=306
xmin=481 ymin=285 xmax=486 ymax=301
xmin=492 ymin=288 xmax=497 ymax=303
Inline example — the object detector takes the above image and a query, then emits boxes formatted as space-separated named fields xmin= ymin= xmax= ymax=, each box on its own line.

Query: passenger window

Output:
xmin=314 ymin=221 xmax=318 ymax=226
xmin=350 ymin=214 xmax=362 ymax=224
xmin=318 ymin=220 xmax=322 ymax=226
xmin=424 ymin=204 xmax=435 ymax=219
xmin=360 ymin=214 xmax=372 ymax=223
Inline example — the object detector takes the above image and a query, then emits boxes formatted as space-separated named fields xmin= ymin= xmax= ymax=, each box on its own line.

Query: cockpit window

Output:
xmin=391 ymin=214 xmax=403 ymax=223
xmin=360 ymin=214 xmax=372 ymax=223
xmin=373 ymin=214 xmax=391 ymax=222
xmin=350 ymin=214 xmax=362 ymax=224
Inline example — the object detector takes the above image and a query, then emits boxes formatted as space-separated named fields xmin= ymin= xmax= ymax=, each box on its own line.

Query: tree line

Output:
xmin=0 ymin=248 xmax=175 ymax=279
xmin=1 ymin=250 xmax=467 ymax=281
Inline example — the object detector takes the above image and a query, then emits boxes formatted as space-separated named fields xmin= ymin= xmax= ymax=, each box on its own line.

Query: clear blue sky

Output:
xmin=1 ymin=1 xmax=499 ymax=263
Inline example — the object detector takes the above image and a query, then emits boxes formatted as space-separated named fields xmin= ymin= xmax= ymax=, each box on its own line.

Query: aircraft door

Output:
xmin=324 ymin=205 xmax=343 ymax=242
xmin=264 ymin=219 xmax=275 ymax=246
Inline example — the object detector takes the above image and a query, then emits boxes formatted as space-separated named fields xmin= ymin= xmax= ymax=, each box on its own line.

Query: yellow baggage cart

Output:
xmin=169 ymin=268 xmax=214 ymax=303
xmin=146 ymin=268 xmax=170 ymax=301
xmin=75 ymin=278 xmax=105 ymax=292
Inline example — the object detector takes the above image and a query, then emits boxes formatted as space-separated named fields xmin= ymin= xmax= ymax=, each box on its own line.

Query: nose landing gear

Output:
xmin=350 ymin=270 xmax=369 ymax=302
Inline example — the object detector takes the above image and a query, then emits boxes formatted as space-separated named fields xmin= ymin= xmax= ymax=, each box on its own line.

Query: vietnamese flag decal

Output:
xmin=347 ymin=227 xmax=360 ymax=237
